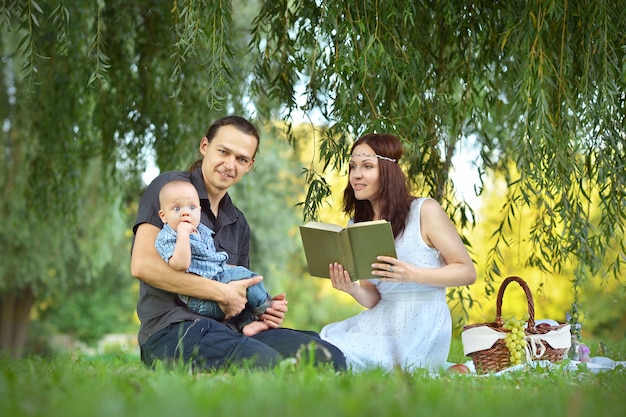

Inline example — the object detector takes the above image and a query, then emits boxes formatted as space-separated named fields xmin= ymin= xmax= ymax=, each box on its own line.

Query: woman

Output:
xmin=319 ymin=133 xmax=476 ymax=372
xmin=131 ymin=115 xmax=346 ymax=371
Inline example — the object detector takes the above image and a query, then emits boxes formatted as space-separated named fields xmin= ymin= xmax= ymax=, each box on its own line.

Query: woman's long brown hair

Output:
xmin=343 ymin=133 xmax=414 ymax=238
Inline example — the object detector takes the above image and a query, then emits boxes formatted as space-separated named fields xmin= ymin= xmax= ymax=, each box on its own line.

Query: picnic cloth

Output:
xmin=445 ymin=356 xmax=626 ymax=375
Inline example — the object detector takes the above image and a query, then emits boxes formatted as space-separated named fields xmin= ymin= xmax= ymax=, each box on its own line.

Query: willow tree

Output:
xmin=0 ymin=0 xmax=260 ymax=358
xmin=2 ymin=0 xmax=625 ymax=357
xmin=250 ymin=1 xmax=626 ymax=318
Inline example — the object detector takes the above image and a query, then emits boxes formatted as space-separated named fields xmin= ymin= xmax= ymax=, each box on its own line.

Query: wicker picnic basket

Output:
xmin=462 ymin=276 xmax=570 ymax=374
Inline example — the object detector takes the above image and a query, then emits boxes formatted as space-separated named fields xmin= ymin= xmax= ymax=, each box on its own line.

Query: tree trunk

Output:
xmin=0 ymin=286 xmax=35 ymax=359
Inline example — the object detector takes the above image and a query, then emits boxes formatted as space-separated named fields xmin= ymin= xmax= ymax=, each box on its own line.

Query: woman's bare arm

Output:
xmin=372 ymin=199 xmax=476 ymax=287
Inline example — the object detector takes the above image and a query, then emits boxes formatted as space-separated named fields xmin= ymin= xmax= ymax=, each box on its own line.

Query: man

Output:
xmin=131 ymin=115 xmax=346 ymax=371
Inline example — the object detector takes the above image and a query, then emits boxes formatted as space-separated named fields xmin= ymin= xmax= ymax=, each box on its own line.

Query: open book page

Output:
xmin=299 ymin=220 xmax=396 ymax=281
xmin=298 ymin=224 xmax=355 ymax=279
xmin=346 ymin=221 xmax=396 ymax=279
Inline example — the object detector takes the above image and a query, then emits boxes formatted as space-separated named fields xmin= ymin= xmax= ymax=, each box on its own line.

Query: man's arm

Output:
xmin=131 ymin=223 xmax=261 ymax=318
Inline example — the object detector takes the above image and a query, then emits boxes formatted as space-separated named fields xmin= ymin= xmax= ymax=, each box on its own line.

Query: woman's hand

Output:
xmin=329 ymin=263 xmax=360 ymax=295
xmin=371 ymin=256 xmax=414 ymax=283
xmin=329 ymin=263 xmax=381 ymax=308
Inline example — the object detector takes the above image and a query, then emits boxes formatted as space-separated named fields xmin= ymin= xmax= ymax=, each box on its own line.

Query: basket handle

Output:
xmin=494 ymin=276 xmax=536 ymax=329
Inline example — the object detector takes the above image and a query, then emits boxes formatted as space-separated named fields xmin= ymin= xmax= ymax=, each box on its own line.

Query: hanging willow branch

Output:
xmin=251 ymin=1 xmax=626 ymax=304
xmin=2 ymin=0 xmax=624 ymax=324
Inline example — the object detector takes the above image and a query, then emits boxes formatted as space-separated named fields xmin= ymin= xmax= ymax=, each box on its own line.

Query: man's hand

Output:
xmin=218 ymin=276 xmax=264 ymax=319
xmin=259 ymin=293 xmax=288 ymax=328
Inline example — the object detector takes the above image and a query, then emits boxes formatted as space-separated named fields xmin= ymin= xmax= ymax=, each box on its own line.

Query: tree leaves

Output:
xmin=1 ymin=0 xmax=624 ymax=320
xmin=253 ymin=0 xmax=626 ymax=290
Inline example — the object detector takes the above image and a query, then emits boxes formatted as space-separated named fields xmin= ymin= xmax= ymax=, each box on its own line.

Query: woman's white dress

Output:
xmin=320 ymin=198 xmax=451 ymax=372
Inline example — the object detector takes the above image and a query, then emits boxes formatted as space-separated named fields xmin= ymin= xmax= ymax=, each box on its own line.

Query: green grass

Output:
xmin=2 ymin=339 xmax=625 ymax=417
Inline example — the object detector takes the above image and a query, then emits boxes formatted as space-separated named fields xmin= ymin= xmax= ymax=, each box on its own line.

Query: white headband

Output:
xmin=351 ymin=153 xmax=397 ymax=163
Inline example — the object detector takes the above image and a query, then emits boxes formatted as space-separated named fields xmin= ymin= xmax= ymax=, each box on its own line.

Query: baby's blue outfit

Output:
xmin=155 ymin=223 xmax=271 ymax=319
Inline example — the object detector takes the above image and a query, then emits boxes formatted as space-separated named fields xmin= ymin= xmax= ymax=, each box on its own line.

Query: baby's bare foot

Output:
xmin=242 ymin=320 xmax=269 ymax=337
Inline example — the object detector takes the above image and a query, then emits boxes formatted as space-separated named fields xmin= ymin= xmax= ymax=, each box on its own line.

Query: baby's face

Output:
xmin=159 ymin=184 xmax=202 ymax=230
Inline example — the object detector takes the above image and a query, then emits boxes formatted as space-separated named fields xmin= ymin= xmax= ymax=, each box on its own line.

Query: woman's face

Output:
xmin=349 ymin=143 xmax=381 ymax=203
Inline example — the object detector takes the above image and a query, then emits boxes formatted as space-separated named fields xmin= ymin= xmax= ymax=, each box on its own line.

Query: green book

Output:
xmin=299 ymin=220 xmax=397 ymax=281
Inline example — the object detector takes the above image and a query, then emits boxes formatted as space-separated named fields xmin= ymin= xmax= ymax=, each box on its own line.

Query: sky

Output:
xmin=450 ymin=139 xmax=483 ymax=212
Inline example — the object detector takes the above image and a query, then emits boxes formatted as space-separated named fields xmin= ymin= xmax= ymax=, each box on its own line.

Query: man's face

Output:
xmin=199 ymin=124 xmax=257 ymax=195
